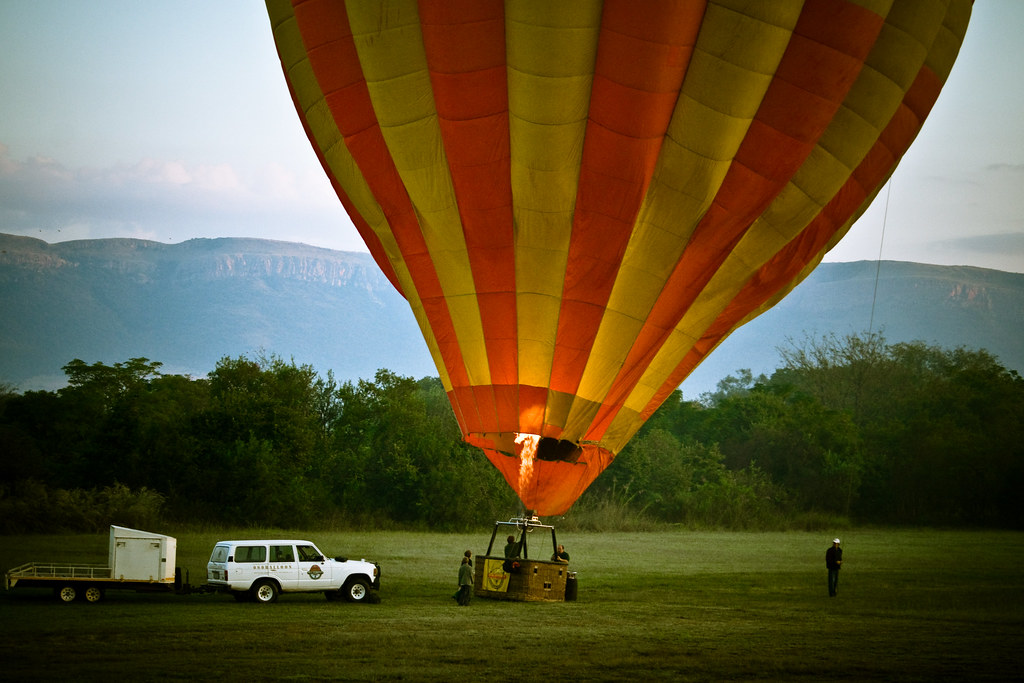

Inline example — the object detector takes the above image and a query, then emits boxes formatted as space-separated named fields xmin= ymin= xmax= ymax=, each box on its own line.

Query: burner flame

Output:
xmin=514 ymin=433 xmax=539 ymax=496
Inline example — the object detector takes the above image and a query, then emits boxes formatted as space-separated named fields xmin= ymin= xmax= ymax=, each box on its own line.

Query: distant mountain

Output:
xmin=0 ymin=234 xmax=427 ymax=390
xmin=679 ymin=260 xmax=1024 ymax=397
xmin=2 ymin=233 xmax=1022 ymax=397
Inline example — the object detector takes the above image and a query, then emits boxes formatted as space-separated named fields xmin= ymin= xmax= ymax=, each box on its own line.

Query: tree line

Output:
xmin=1 ymin=332 xmax=1021 ymax=532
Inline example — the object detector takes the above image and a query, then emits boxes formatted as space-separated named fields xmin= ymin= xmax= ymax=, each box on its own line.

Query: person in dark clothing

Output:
xmin=503 ymin=534 xmax=522 ymax=573
xmin=826 ymin=538 xmax=843 ymax=597
xmin=551 ymin=544 xmax=569 ymax=563
xmin=456 ymin=556 xmax=473 ymax=605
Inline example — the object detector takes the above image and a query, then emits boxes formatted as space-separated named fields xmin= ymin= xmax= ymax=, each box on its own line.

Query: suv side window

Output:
xmin=271 ymin=545 xmax=295 ymax=562
xmin=235 ymin=545 xmax=267 ymax=563
xmin=297 ymin=545 xmax=323 ymax=562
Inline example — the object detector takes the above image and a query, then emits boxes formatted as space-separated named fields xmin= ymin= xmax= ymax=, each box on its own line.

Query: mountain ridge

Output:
xmin=2 ymin=233 xmax=1021 ymax=396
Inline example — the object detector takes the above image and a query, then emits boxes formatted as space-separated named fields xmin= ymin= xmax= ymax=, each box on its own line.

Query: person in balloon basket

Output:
xmin=503 ymin=534 xmax=522 ymax=572
xmin=504 ymin=534 xmax=522 ymax=558
xmin=826 ymin=538 xmax=843 ymax=597
xmin=551 ymin=544 xmax=570 ymax=563
xmin=455 ymin=556 xmax=473 ymax=605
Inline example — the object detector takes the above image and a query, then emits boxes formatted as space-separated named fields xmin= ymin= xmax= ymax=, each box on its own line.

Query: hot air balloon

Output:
xmin=266 ymin=0 xmax=970 ymax=515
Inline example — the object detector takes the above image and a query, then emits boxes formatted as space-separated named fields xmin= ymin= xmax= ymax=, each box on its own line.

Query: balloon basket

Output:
xmin=472 ymin=516 xmax=573 ymax=602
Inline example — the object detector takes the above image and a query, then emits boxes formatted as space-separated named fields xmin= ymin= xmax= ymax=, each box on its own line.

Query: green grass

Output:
xmin=1 ymin=529 xmax=1020 ymax=681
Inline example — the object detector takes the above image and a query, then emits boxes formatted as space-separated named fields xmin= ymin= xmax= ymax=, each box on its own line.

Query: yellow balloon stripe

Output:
xmin=264 ymin=0 xmax=448 ymax=387
xmin=507 ymin=1 xmax=602 ymax=394
xmin=267 ymin=0 xmax=452 ymax=390
xmin=345 ymin=1 xmax=491 ymax=388
xmin=575 ymin=1 xmax=803 ymax=412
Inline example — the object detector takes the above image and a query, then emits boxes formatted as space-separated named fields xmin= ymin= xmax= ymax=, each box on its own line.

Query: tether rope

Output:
xmin=868 ymin=179 xmax=892 ymax=334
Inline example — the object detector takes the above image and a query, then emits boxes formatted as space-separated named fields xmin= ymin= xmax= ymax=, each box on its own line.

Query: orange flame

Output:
xmin=514 ymin=433 xmax=539 ymax=497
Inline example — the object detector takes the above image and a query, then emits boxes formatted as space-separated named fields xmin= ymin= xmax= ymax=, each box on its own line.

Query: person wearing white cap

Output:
xmin=825 ymin=538 xmax=843 ymax=597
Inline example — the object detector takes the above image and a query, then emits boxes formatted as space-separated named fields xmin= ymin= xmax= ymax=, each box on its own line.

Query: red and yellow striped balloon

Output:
xmin=267 ymin=0 xmax=971 ymax=515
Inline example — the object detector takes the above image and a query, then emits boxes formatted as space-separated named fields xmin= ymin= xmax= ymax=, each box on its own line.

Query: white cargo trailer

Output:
xmin=108 ymin=525 xmax=175 ymax=582
xmin=6 ymin=525 xmax=189 ymax=602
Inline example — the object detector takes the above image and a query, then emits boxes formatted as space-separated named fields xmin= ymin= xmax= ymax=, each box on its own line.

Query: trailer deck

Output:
xmin=5 ymin=526 xmax=191 ymax=602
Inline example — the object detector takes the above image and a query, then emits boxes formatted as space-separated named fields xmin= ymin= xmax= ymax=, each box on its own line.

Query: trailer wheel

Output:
xmin=343 ymin=578 xmax=370 ymax=603
xmin=55 ymin=585 xmax=77 ymax=603
xmin=83 ymin=585 xmax=104 ymax=603
xmin=251 ymin=579 xmax=279 ymax=604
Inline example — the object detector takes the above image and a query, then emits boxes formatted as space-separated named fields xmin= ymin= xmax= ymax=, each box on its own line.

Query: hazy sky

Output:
xmin=1 ymin=1 xmax=1022 ymax=273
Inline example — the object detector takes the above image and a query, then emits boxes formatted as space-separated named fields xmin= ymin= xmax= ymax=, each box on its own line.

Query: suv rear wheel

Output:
xmin=251 ymin=579 xmax=279 ymax=604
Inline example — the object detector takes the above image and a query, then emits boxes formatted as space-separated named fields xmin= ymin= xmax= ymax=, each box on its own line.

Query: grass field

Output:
xmin=1 ymin=528 xmax=1021 ymax=681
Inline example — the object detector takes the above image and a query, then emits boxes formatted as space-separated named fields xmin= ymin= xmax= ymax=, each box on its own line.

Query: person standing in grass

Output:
xmin=456 ymin=556 xmax=473 ymax=605
xmin=826 ymin=538 xmax=843 ymax=597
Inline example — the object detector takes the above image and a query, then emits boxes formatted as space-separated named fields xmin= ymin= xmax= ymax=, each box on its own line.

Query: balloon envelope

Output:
xmin=266 ymin=0 xmax=970 ymax=515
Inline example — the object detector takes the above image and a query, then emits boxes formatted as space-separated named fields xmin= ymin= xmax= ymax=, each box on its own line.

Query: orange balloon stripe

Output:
xmin=548 ymin=0 xmax=701 ymax=401
xmin=420 ymin=1 xmax=519 ymax=435
xmin=637 ymin=62 xmax=945 ymax=426
xmin=276 ymin=63 xmax=403 ymax=295
xmin=588 ymin=0 xmax=884 ymax=440
xmin=275 ymin=1 xmax=402 ymax=294
xmin=293 ymin=1 xmax=475 ymax=410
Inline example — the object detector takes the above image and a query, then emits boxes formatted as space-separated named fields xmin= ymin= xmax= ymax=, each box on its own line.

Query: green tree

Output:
xmin=774 ymin=334 xmax=1024 ymax=526
xmin=193 ymin=354 xmax=330 ymax=525
xmin=62 ymin=358 xmax=164 ymax=410
xmin=321 ymin=372 xmax=515 ymax=527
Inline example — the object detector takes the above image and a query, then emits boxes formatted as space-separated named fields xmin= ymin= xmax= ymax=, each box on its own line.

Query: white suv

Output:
xmin=206 ymin=539 xmax=380 ymax=603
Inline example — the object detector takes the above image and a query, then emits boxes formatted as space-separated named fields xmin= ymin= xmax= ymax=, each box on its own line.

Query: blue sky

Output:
xmin=1 ymin=1 xmax=1022 ymax=273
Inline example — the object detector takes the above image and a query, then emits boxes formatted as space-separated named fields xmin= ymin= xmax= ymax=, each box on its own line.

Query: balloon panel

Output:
xmin=267 ymin=0 xmax=970 ymax=515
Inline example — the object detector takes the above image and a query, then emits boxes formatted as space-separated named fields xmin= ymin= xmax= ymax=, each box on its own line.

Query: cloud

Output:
xmin=985 ymin=163 xmax=1024 ymax=174
xmin=929 ymin=232 xmax=1024 ymax=255
xmin=913 ymin=232 xmax=1024 ymax=274
xmin=0 ymin=144 xmax=363 ymax=250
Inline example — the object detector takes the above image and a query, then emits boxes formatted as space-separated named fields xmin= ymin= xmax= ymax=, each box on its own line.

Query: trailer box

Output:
xmin=109 ymin=525 xmax=175 ymax=582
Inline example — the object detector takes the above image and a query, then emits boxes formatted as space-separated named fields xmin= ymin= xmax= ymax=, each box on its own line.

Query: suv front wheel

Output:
xmin=343 ymin=578 xmax=370 ymax=603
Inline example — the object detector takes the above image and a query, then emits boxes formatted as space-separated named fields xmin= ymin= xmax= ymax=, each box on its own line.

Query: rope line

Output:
xmin=868 ymin=179 xmax=892 ymax=334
